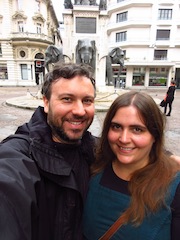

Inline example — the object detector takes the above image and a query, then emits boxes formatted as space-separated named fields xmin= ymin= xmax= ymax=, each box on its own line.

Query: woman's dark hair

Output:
xmin=93 ymin=91 xmax=165 ymax=172
xmin=92 ymin=91 xmax=180 ymax=225
xmin=41 ymin=62 xmax=96 ymax=100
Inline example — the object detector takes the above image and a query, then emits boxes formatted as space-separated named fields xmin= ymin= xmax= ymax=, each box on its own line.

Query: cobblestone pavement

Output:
xmin=0 ymin=87 xmax=35 ymax=141
xmin=0 ymin=86 xmax=180 ymax=156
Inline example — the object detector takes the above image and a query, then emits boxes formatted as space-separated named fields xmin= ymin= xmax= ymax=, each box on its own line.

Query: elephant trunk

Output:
xmin=81 ymin=53 xmax=92 ymax=64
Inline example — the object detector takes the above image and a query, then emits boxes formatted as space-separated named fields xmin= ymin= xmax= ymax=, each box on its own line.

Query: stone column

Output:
xmin=62 ymin=4 xmax=108 ymax=87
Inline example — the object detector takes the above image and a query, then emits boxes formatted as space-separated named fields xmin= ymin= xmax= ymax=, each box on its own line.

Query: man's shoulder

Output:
xmin=0 ymin=134 xmax=32 ymax=166
xmin=0 ymin=133 xmax=40 ymax=188
xmin=1 ymin=134 xmax=30 ymax=150
xmin=2 ymin=133 xmax=30 ymax=143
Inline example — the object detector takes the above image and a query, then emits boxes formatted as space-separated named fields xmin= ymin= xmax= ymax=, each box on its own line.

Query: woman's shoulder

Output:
xmin=90 ymin=171 xmax=103 ymax=183
xmin=174 ymin=172 xmax=180 ymax=183
xmin=169 ymin=172 xmax=180 ymax=197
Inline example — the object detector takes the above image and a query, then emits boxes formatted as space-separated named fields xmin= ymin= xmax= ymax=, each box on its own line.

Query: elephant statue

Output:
xmin=74 ymin=0 xmax=81 ymax=4
xmin=74 ymin=0 xmax=89 ymax=5
xmin=64 ymin=0 xmax=73 ymax=9
xmin=106 ymin=47 xmax=124 ymax=86
xmin=44 ymin=45 xmax=64 ymax=72
xmin=76 ymin=39 xmax=96 ymax=71
xmin=89 ymin=0 xmax=97 ymax=5
xmin=99 ymin=0 xmax=107 ymax=10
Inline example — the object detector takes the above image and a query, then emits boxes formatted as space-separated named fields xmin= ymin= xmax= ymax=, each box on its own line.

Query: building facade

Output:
xmin=107 ymin=0 xmax=180 ymax=88
xmin=0 ymin=0 xmax=61 ymax=86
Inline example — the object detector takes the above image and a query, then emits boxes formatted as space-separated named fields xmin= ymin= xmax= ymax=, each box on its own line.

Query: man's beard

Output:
xmin=47 ymin=114 xmax=92 ymax=144
xmin=50 ymin=123 xmax=83 ymax=144
xmin=46 ymin=107 xmax=93 ymax=144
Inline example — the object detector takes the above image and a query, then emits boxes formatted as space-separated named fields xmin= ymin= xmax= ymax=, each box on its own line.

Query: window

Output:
xmin=17 ymin=0 xmax=23 ymax=10
xmin=0 ymin=20 xmax=2 ymax=35
xmin=161 ymin=68 xmax=167 ymax=72
xmin=149 ymin=67 xmax=168 ymax=86
xmin=116 ymin=31 xmax=127 ymax=42
xmin=132 ymin=67 xmax=145 ymax=86
xmin=156 ymin=30 xmax=170 ymax=40
xmin=21 ymin=64 xmax=28 ymax=80
xmin=0 ymin=44 xmax=2 ymax=55
xmin=36 ymin=23 xmax=41 ymax=34
xmin=158 ymin=9 xmax=172 ymax=20
xmin=154 ymin=50 xmax=167 ymax=60
xmin=117 ymin=12 xmax=127 ymax=22
xmin=117 ymin=0 xmax=125 ymax=2
xmin=112 ymin=67 xmax=126 ymax=88
xmin=76 ymin=17 xmax=96 ymax=34
xmin=18 ymin=21 xmax=24 ymax=32
xmin=150 ymin=68 xmax=158 ymax=73
xmin=35 ymin=53 xmax=44 ymax=59
xmin=0 ymin=64 xmax=8 ymax=79
xmin=20 ymin=50 xmax=26 ymax=57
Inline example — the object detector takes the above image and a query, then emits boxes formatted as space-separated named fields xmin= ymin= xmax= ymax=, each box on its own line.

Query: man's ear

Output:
xmin=43 ymin=96 xmax=49 ymax=113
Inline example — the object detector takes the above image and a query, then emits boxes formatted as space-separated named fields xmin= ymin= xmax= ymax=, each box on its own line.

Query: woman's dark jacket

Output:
xmin=0 ymin=106 xmax=96 ymax=240
xmin=166 ymin=85 xmax=176 ymax=103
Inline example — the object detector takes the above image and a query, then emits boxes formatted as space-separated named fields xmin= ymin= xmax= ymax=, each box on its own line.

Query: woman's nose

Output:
xmin=119 ymin=129 xmax=130 ymax=143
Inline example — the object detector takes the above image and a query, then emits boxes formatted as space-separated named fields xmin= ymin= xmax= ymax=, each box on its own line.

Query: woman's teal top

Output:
xmin=83 ymin=165 xmax=180 ymax=240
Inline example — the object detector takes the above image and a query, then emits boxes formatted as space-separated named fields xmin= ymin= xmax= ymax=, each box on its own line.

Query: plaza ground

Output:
xmin=0 ymin=86 xmax=179 ymax=156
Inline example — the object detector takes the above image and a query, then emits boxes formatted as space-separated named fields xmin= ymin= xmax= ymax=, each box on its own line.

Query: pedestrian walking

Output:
xmin=164 ymin=80 xmax=176 ymax=116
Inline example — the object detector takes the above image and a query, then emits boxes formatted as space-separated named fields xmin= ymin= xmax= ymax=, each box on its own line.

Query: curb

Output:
xmin=6 ymin=93 xmax=161 ymax=112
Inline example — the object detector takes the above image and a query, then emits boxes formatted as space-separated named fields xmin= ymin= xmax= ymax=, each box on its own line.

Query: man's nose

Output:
xmin=72 ymin=101 xmax=86 ymax=116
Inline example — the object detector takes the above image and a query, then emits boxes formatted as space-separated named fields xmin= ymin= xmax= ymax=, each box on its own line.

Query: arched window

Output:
xmin=35 ymin=53 xmax=44 ymax=59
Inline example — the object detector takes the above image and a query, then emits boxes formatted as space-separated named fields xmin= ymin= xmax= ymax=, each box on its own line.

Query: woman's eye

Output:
xmin=133 ymin=127 xmax=143 ymax=133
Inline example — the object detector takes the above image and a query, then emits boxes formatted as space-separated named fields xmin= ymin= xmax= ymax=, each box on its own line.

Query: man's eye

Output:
xmin=83 ymin=99 xmax=94 ymax=104
xmin=111 ymin=123 xmax=121 ymax=130
xmin=62 ymin=97 xmax=72 ymax=102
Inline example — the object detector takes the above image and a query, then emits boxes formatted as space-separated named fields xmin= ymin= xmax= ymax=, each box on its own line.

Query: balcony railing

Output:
xmin=154 ymin=56 xmax=167 ymax=60
xmin=107 ymin=18 xmax=152 ymax=33
xmin=108 ymin=0 xmax=153 ymax=12
xmin=10 ymin=32 xmax=53 ymax=43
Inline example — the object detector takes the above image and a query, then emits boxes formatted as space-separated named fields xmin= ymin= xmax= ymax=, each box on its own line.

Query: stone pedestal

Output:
xmin=62 ymin=5 xmax=108 ymax=87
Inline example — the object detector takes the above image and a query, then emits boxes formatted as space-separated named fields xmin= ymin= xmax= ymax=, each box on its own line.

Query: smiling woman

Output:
xmin=83 ymin=91 xmax=180 ymax=240
xmin=107 ymin=105 xmax=155 ymax=180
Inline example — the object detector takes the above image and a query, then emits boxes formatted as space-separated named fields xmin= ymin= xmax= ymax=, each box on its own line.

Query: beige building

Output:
xmin=0 ymin=0 xmax=61 ymax=86
xmin=107 ymin=0 xmax=180 ymax=88
xmin=2 ymin=0 xmax=180 ymax=88
xmin=62 ymin=0 xmax=180 ymax=89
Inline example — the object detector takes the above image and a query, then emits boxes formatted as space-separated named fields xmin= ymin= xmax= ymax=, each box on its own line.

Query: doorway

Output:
xmin=34 ymin=53 xmax=45 ymax=85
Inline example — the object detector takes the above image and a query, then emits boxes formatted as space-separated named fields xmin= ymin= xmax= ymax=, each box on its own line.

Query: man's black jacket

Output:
xmin=0 ymin=106 xmax=96 ymax=240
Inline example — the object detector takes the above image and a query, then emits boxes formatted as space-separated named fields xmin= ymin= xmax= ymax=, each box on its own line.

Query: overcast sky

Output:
xmin=51 ymin=0 xmax=64 ymax=21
